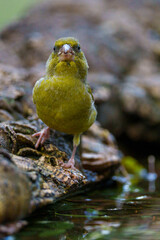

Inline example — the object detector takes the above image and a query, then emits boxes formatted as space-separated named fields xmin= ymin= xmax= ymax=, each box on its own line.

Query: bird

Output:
xmin=32 ymin=37 xmax=97 ymax=169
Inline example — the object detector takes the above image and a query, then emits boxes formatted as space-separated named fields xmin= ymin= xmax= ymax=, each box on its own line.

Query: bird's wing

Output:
xmin=86 ymin=83 xmax=94 ymax=101
xmin=32 ymin=77 xmax=44 ymax=104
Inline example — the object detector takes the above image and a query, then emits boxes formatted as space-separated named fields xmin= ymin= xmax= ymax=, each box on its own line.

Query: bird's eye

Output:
xmin=53 ymin=46 xmax=57 ymax=52
xmin=77 ymin=45 xmax=81 ymax=51
xmin=74 ymin=45 xmax=81 ymax=52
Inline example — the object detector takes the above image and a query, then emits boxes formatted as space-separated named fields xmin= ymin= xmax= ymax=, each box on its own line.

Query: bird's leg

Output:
xmin=62 ymin=134 xmax=80 ymax=169
xmin=32 ymin=127 xmax=50 ymax=149
xmin=61 ymin=145 xmax=77 ymax=169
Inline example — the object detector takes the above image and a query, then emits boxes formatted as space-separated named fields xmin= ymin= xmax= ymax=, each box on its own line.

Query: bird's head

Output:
xmin=46 ymin=37 xmax=88 ymax=81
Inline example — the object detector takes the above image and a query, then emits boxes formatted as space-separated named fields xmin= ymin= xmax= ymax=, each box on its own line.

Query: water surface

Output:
xmin=8 ymin=174 xmax=160 ymax=240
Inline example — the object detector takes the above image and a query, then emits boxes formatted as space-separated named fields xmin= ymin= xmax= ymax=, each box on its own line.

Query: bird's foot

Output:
xmin=32 ymin=127 xmax=50 ymax=149
xmin=61 ymin=158 xmax=76 ymax=170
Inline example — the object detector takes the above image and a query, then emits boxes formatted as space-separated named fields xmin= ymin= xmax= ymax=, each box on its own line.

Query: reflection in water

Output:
xmin=8 ymin=174 xmax=160 ymax=240
xmin=148 ymin=155 xmax=157 ymax=193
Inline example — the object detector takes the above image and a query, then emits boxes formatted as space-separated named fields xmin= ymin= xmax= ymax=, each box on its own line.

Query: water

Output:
xmin=6 ymin=175 xmax=160 ymax=240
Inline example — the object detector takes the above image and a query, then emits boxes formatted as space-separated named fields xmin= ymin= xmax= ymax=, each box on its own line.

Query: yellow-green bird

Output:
xmin=32 ymin=37 xmax=97 ymax=169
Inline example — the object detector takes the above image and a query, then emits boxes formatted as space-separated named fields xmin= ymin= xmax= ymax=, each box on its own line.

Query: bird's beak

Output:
xmin=58 ymin=44 xmax=75 ymax=61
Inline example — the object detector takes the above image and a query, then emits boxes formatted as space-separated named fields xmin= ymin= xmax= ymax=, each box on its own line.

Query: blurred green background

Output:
xmin=0 ymin=0 xmax=39 ymax=30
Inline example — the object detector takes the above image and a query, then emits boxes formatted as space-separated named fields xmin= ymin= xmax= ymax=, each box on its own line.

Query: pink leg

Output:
xmin=32 ymin=127 xmax=50 ymax=149
xmin=61 ymin=145 xmax=77 ymax=169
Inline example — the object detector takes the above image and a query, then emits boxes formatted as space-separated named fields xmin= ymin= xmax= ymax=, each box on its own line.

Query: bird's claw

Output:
xmin=32 ymin=132 xmax=41 ymax=137
xmin=61 ymin=158 xmax=76 ymax=170
xmin=32 ymin=127 xmax=50 ymax=149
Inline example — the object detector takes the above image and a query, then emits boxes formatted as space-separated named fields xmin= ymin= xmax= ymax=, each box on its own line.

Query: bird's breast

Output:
xmin=34 ymin=76 xmax=96 ymax=134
